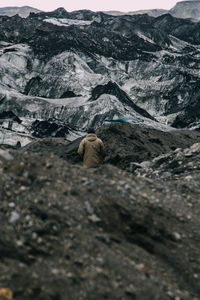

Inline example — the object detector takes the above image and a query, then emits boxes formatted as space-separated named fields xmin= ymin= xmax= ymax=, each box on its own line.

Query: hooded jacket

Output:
xmin=78 ymin=133 xmax=104 ymax=167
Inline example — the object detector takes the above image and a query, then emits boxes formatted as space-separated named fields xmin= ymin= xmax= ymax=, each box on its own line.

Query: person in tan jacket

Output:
xmin=78 ymin=127 xmax=104 ymax=167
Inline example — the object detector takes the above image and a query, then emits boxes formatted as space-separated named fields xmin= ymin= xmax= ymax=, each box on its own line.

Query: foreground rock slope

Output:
xmin=0 ymin=124 xmax=200 ymax=300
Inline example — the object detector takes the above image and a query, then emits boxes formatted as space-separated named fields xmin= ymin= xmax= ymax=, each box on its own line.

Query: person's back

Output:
xmin=78 ymin=127 xmax=104 ymax=167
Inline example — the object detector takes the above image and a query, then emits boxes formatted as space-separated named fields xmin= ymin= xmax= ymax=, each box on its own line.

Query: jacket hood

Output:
xmin=86 ymin=133 xmax=97 ymax=142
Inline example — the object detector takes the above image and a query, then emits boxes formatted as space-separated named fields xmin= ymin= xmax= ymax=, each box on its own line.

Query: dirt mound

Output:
xmin=21 ymin=138 xmax=70 ymax=157
xmin=23 ymin=123 xmax=200 ymax=170
xmin=97 ymin=123 xmax=200 ymax=169
xmin=0 ymin=145 xmax=200 ymax=299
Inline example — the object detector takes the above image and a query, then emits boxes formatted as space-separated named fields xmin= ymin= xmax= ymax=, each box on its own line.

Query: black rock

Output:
xmin=31 ymin=119 xmax=70 ymax=138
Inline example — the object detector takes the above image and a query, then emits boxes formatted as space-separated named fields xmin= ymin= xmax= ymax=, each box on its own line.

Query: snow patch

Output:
xmin=44 ymin=18 xmax=93 ymax=27
xmin=0 ymin=128 xmax=34 ymax=146
xmin=136 ymin=31 xmax=156 ymax=44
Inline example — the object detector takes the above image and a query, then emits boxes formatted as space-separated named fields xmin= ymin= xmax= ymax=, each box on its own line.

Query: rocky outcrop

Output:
xmin=31 ymin=119 xmax=70 ymax=138
xmin=0 ymin=111 xmax=21 ymax=123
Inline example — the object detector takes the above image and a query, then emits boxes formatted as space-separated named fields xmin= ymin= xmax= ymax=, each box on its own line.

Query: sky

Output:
xmin=0 ymin=0 xmax=183 ymax=12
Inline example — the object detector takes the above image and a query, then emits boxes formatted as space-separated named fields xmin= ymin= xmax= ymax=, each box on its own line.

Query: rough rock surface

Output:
xmin=0 ymin=124 xmax=200 ymax=300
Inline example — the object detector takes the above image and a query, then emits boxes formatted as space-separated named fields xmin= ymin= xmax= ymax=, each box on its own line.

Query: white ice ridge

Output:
xmin=44 ymin=18 xmax=93 ymax=27
xmin=136 ymin=31 xmax=156 ymax=44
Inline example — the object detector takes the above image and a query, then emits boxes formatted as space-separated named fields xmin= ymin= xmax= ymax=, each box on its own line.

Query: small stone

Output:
xmin=130 ymin=195 xmax=136 ymax=201
xmin=84 ymin=201 xmax=94 ymax=215
xmin=125 ymin=284 xmax=136 ymax=296
xmin=16 ymin=240 xmax=23 ymax=247
xmin=96 ymin=257 xmax=104 ymax=264
xmin=46 ymin=162 xmax=52 ymax=168
xmin=174 ymin=148 xmax=182 ymax=153
xmin=135 ymin=263 xmax=145 ymax=271
xmin=172 ymin=232 xmax=181 ymax=241
xmin=185 ymin=175 xmax=192 ymax=182
xmin=124 ymin=184 xmax=131 ymax=190
xmin=95 ymin=233 xmax=110 ymax=244
xmin=32 ymin=232 xmax=38 ymax=239
xmin=9 ymin=211 xmax=20 ymax=224
xmin=142 ymin=193 xmax=148 ymax=199
xmin=88 ymin=214 xmax=101 ymax=223
xmin=66 ymin=272 xmax=75 ymax=279
xmin=25 ymin=215 xmax=31 ymax=221
xmin=140 ymin=161 xmax=152 ymax=168
xmin=19 ymin=186 xmax=26 ymax=191
xmin=18 ymin=262 xmax=26 ymax=268
xmin=32 ymin=272 xmax=39 ymax=279
xmin=51 ymin=268 xmax=59 ymax=275
xmin=8 ymin=202 xmax=15 ymax=208
xmin=167 ymin=291 xmax=174 ymax=297
xmin=161 ymin=172 xmax=172 ymax=178
xmin=37 ymin=237 xmax=43 ymax=244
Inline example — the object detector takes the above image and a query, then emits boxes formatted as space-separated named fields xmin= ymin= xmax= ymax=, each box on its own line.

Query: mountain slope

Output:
xmin=105 ymin=1 xmax=200 ymax=20
xmin=104 ymin=9 xmax=168 ymax=17
xmin=170 ymin=0 xmax=200 ymax=19
xmin=1 ymin=9 xmax=200 ymax=144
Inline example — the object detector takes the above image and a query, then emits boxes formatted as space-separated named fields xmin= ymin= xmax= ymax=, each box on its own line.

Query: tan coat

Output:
xmin=78 ymin=133 xmax=104 ymax=167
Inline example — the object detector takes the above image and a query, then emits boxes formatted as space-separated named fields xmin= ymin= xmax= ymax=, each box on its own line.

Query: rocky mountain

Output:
xmin=2 ymin=8 xmax=200 ymax=145
xmin=2 ymin=1 xmax=200 ymax=20
xmin=104 ymin=9 xmax=168 ymax=18
xmin=105 ymin=1 xmax=200 ymax=20
xmin=169 ymin=1 xmax=200 ymax=19
xmin=0 ymin=123 xmax=200 ymax=300
xmin=0 ymin=6 xmax=41 ymax=18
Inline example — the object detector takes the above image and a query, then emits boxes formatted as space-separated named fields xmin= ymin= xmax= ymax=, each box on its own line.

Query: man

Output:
xmin=78 ymin=127 xmax=104 ymax=167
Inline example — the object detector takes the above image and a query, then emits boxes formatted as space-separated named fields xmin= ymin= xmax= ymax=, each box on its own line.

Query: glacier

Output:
xmin=1 ymin=10 xmax=200 ymax=144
